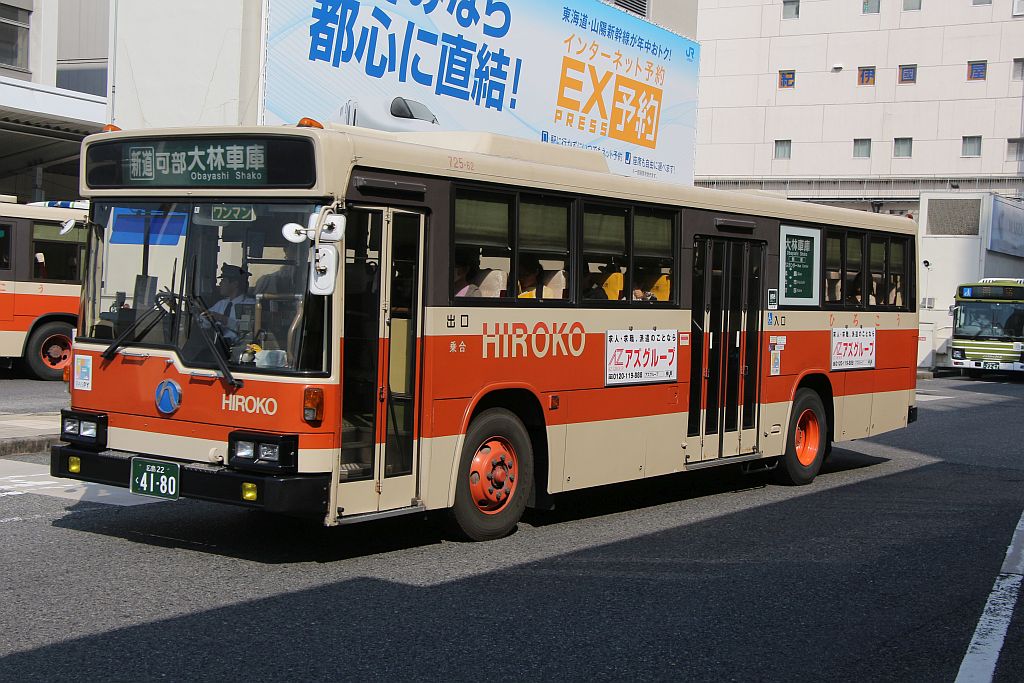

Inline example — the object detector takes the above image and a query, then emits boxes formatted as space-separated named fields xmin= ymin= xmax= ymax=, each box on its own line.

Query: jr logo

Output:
xmin=222 ymin=394 xmax=278 ymax=416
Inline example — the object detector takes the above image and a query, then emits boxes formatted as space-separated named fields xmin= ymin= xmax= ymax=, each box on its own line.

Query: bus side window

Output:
xmin=889 ymin=239 xmax=905 ymax=307
xmin=453 ymin=190 xmax=512 ymax=300
xmin=845 ymin=234 xmax=865 ymax=308
xmin=632 ymin=208 xmax=674 ymax=303
xmin=0 ymin=223 xmax=10 ymax=271
xmin=824 ymin=232 xmax=843 ymax=304
xmin=869 ymin=237 xmax=888 ymax=307
xmin=581 ymin=205 xmax=627 ymax=303
xmin=31 ymin=221 xmax=86 ymax=282
xmin=518 ymin=196 xmax=570 ymax=301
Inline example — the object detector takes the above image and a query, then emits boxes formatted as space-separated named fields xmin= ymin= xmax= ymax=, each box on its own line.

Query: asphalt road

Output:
xmin=0 ymin=366 xmax=69 ymax=414
xmin=0 ymin=375 xmax=1022 ymax=681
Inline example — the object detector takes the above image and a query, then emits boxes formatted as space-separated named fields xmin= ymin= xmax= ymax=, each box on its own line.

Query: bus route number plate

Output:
xmin=130 ymin=458 xmax=180 ymax=500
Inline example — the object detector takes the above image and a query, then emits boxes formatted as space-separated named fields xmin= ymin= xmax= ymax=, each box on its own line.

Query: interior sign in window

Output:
xmin=779 ymin=225 xmax=820 ymax=306
xmin=605 ymin=329 xmax=678 ymax=386
xmin=831 ymin=327 xmax=876 ymax=370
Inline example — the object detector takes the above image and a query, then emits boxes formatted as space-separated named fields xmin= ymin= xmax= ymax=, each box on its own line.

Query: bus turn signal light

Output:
xmin=297 ymin=117 xmax=324 ymax=129
xmin=303 ymin=387 xmax=324 ymax=422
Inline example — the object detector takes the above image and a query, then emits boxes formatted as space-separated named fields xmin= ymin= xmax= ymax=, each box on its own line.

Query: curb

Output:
xmin=0 ymin=435 xmax=61 ymax=458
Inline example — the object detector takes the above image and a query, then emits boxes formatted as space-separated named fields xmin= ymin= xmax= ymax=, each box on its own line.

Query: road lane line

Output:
xmin=0 ymin=459 xmax=165 ymax=507
xmin=955 ymin=509 xmax=1024 ymax=683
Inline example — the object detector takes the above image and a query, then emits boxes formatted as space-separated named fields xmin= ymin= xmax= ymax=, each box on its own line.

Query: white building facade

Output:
xmin=695 ymin=0 xmax=1024 ymax=214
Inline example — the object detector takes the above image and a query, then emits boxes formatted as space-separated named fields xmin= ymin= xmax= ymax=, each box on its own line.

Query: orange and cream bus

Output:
xmin=52 ymin=123 xmax=917 ymax=540
xmin=0 ymin=198 xmax=88 ymax=380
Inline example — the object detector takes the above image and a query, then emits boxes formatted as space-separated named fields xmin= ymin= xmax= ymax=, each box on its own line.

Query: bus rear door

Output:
xmin=338 ymin=206 xmax=425 ymax=516
xmin=687 ymin=236 xmax=765 ymax=462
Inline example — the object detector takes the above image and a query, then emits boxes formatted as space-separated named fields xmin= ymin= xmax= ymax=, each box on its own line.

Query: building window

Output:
xmin=962 ymin=136 xmax=982 ymax=157
xmin=899 ymin=64 xmax=917 ymax=84
xmin=779 ymin=70 xmax=795 ymax=88
xmin=863 ymin=0 xmax=880 ymax=13
xmin=783 ymin=0 xmax=800 ymax=19
xmin=1014 ymin=0 xmax=1024 ymax=17
xmin=0 ymin=4 xmax=30 ymax=71
xmin=894 ymin=137 xmax=913 ymax=158
xmin=774 ymin=140 xmax=792 ymax=160
xmin=858 ymin=66 xmax=876 ymax=86
xmin=853 ymin=139 xmax=872 ymax=158
xmin=968 ymin=61 xmax=987 ymax=81
xmin=903 ymin=0 xmax=922 ymax=9
xmin=1013 ymin=58 xmax=1023 ymax=81
xmin=1008 ymin=139 xmax=1024 ymax=162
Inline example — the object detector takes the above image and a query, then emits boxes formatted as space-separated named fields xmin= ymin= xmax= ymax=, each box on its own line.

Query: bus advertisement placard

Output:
xmin=262 ymin=0 xmax=700 ymax=184
xmin=831 ymin=327 xmax=877 ymax=371
xmin=605 ymin=329 xmax=678 ymax=385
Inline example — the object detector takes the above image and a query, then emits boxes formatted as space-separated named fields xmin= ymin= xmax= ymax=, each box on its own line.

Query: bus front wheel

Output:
xmin=450 ymin=408 xmax=534 ymax=542
xmin=774 ymin=388 xmax=828 ymax=486
xmin=24 ymin=321 xmax=74 ymax=381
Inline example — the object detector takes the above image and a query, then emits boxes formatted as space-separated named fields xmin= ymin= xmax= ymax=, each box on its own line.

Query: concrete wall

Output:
xmin=696 ymin=0 xmax=1024 ymax=181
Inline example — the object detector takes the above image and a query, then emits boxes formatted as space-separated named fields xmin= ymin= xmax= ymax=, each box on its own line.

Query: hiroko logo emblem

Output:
xmin=155 ymin=380 xmax=182 ymax=415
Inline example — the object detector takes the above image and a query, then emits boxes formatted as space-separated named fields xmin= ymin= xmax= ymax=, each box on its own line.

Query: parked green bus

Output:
xmin=950 ymin=279 xmax=1024 ymax=377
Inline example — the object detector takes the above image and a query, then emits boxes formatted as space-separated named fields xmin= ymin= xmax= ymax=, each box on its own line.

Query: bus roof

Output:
xmin=81 ymin=125 xmax=918 ymax=236
xmin=0 ymin=200 xmax=87 ymax=222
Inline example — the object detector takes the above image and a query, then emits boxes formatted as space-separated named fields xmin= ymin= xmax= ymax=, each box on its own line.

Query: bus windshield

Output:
xmin=954 ymin=301 xmax=1024 ymax=341
xmin=80 ymin=200 xmax=328 ymax=373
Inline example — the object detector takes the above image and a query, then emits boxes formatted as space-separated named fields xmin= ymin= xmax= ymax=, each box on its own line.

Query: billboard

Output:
xmin=262 ymin=0 xmax=700 ymax=184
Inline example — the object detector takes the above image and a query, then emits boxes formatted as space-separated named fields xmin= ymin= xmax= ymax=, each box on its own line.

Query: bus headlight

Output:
xmin=951 ymin=348 xmax=965 ymax=360
xmin=60 ymin=410 xmax=107 ymax=449
xmin=228 ymin=432 xmax=297 ymax=473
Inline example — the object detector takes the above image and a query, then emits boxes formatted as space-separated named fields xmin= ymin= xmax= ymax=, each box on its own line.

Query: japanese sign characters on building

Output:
xmin=605 ymin=329 xmax=678 ymax=386
xmin=262 ymin=0 xmax=699 ymax=184
xmin=831 ymin=327 xmax=876 ymax=371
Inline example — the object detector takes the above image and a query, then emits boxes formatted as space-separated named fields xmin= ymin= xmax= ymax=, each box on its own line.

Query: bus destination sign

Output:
xmin=85 ymin=137 xmax=316 ymax=189
xmin=125 ymin=141 xmax=267 ymax=186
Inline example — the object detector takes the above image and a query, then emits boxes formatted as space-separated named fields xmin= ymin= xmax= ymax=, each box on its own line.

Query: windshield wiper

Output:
xmin=101 ymin=294 xmax=176 ymax=360
xmin=181 ymin=293 xmax=243 ymax=389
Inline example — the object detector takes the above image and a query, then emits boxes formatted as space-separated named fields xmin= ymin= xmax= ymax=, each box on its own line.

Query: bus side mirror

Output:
xmin=309 ymin=244 xmax=338 ymax=296
xmin=59 ymin=218 xmax=78 ymax=236
xmin=319 ymin=214 xmax=345 ymax=243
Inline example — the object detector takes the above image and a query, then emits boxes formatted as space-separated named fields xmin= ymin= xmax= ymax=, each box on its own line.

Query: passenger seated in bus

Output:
xmin=205 ymin=264 xmax=256 ymax=344
xmin=632 ymin=265 xmax=670 ymax=302
xmin=599 ymin=260 xmax=624 ymax=300
xmin=471 ymin=268 xmax=506 ymax=298
xmin=517 ymin=255 xmax=543 ymax=298
xmin=453 ymin=250 xmax=481 ymax=298
xmin=1005 ymin=308 xmax=1024 ymax=337
xmin=581 ymin=271 xmax=609 ymax=300
xmin=846 ymin=274 xmax=864 ymax=305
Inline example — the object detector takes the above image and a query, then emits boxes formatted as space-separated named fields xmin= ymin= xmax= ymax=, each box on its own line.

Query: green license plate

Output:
xmin=130 ymin=458 xmax=180 ymax=500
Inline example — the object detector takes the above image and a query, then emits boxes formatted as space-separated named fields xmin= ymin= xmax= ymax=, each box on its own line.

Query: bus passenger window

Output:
xmin=632 ymin=208 xmax=674 ymax=303
xmin=518 ymin=196 xmax=570 ymax=301
xmin=824 ymin=233 xmax=843 ymax=304
xmin=0 ymin=224 xmax=10 ymax=270
xmin=888 ymin=239 xmax=905 ymax=307
xmin=845 ymin=234 xmax=865 ymax=307
xmin=31 ymin=222 xmax=86 ymax=282
xmin=581 ymin=205 xmax=628 ymax=302
xmin=454 ymin=190 xmax=512 ymax=300
xmin=869 ymin=238 xmax=888 ymax=306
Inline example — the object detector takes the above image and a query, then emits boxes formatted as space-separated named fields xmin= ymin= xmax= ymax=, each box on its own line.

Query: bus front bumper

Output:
xmin=51 ymin=444 xmax=330 ymax=517
xmin=951 ymin=359 xmax=1024 ymax=372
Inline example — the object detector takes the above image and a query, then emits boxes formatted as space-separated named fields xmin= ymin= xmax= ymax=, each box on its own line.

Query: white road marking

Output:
xmin=0 ymin=459 xmax=165 ymax=507
xmin=914 ymin=394 xmax=952 ymax=402
xmin=955 ymin=510 xmax=1024 ymax=683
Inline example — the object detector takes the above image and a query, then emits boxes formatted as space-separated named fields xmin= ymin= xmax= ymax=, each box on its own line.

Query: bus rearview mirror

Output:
xmin=309 ymin=245 xmax=338 ymax=296
xmin=59 ymin=219 xmax=78 ymax=236
xmin=281 ymin=222 xmax=308 ymax=244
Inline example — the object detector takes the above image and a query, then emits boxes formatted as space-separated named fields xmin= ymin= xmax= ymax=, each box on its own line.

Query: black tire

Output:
xmin=450 ymin=408 xmax=534 ymax=541
xmin=23 ymin=321 xmax=74 ymax=381
xmin=774 ymin=388 xmax=828 ymax=486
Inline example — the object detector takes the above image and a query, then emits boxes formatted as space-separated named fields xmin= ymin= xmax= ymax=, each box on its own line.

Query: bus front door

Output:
xmin=687 ymin=236 xmax=764 ymax=462
xmin=338 ymin=207 xmax=425 ymax=516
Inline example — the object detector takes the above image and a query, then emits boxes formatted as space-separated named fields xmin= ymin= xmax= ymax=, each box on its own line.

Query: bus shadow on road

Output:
xmin=50 ymin=448 xmax=889 ymax=563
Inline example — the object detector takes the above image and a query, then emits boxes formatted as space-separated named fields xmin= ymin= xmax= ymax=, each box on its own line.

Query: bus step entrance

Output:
xmin=740 ymin=458 xmax=777 ymax=475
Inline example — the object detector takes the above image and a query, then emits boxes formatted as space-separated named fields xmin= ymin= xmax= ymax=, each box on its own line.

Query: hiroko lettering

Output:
xmin=482 ymin=322 xmax=586 ymax=359
xmin=222 ymin=394 xmax=279 ymax=416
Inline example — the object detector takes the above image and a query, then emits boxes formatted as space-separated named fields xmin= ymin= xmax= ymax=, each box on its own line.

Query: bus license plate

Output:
xmin=983 ymin=362 xmax=1000 ymax=370
xmin=130 ymin=458 xmax=180 ymax=500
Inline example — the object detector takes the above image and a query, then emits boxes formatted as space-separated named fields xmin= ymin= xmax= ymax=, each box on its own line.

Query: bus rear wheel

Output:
xmin=450 ymin=408 xmax=534 ymax=541
xmin=774 ymin=388 xmax=828 ymax=486
xmin=24 ymin=321 xmax=74 ymax=381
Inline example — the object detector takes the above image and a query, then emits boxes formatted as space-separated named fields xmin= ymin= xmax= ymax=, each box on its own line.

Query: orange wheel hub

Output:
xmin=468 ymin=436 xmax=518 ymax=515
xmin=40 ymin=333 xmax=72 ymax=370
xmin=794 ymin=408 xmax=820 ymax=467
